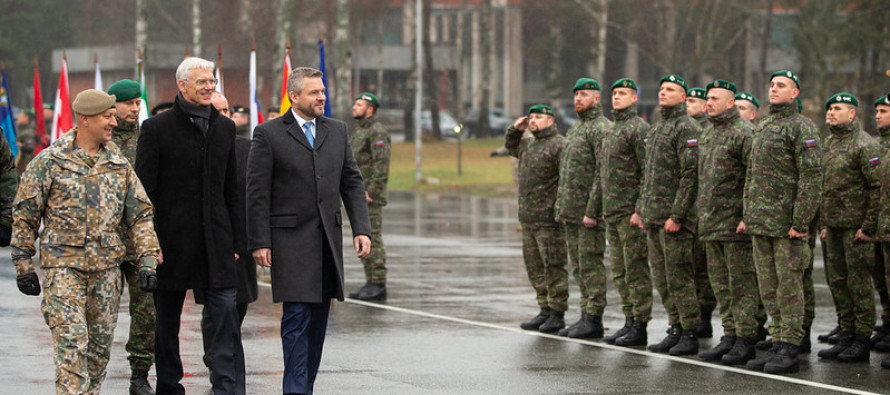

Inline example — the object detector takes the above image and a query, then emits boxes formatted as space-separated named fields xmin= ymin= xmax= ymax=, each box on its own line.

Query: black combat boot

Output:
xmin=882 ymin=357 xmax=890 ymax=369
xmin=746 ymin=342 xmax=779 ymax=371
xmin=698 ymin=335 xmax=736 ymax=361
xmin=870 ymin=325 xmax=889 ymax=346
xmin=818 ymin=324 xmax=841 ymax=343
xmin=763 ymin=342 xmax=800 ymax=374
xmin=356 ymin=283 xmax=387 ymax=301
xmin=604 ymin=317 xmax=634 ymax=344
xmin=872 ymin=326 xmax=890 ymax=351
xmin=538 ymin=310 xmax=566 ymax=334
xmin=130 ymin=369 xmax=155 ymax=395
xmin=615 ymin=321 xmax=647 ymax=347
xmin=647 ymin=324 xmax=681 ymax=353
xmin=817 ymin=331 xmax=853 ymax=360
xmin=559 ymin=312 xmax=586 ymax=337
xmin=874 ymin=334 xmax=890 ymax=352
xmin=837 ymin=334 xmax=870 ymax=363
xmin=568 ymin=314 xmax=604 ymax=339
xmin=695 ymin=309 xmax=713 ymax=338
xmin=669 ymin=329 xmax=699 ymax=356
xmin=755 ymin=337 xmax=772 ymax=350
xmin=348 ymin=282 xmax=370 ymax=299
xmin=520 ymin=307 xmax=552 ymax=330
xmin=722 ymin=337 xmax=756 ymax=365
xmin=799 ymin=326 xmax=811 ymax=354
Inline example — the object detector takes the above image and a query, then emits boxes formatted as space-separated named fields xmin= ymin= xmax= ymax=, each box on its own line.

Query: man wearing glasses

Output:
xmin=136 ymin=57 xmax=246 ymax=394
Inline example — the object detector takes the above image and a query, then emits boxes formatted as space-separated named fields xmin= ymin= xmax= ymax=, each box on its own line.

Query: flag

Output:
xmin=137 ymin=50 xmax=149 ymax=124
xmin=33 ymin=61 xmax=47 ymax=155
xmin=94 ymin=54 xmax=103 ymax=90
xmin=279 ymin=41 xmax=292 ymax=116
xmin=0 ymin=67 xmax=18 ymax=157
xmin=51 ymin=55 xmax=73 ymax=142
xmin=248 ymin=46 xmax=264 ymax=136
xmin=318 ymin=39 xmax=331 ymax=117
xmin=215 ymin=42 xmax=224 ymax=95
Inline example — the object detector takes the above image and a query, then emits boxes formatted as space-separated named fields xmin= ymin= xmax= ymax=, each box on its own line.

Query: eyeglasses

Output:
xmin=192 ymin=79 xmax=219 ymax=88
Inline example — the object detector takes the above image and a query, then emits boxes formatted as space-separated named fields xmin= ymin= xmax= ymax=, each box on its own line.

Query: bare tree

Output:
xmin=423 ymin=0 xmax=442 ymax=140
xmin=479 ymin=0 xmax=492 ymax=137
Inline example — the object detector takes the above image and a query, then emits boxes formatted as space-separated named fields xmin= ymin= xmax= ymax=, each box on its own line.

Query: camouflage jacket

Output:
xmin=350 ymin=117 xmax=391 ymax=207
xmin=0 ymin=127 xmax=18 ymax=227
xmin=879 ymin=126 xmax=890 ymax=150
xmin=111 ymin=118 xmax=141 ymax=260
xmin=637 ymin=103 xmax=700 ymax=230
xmin=11 ymin=128 xmax=160 ymax=276
xmin=820 ymin=121 xmax=881 ymax=233
xmin=554 ymin=104 xmax=611 ymax=224
xmin=697 ymin=108 xmax=753 ymax=241
xmin=506 ymin=123 xmax=565 ymax=226
xmin=600 ymin=105 xmax=648 ymax=222
xmin=743 ymin=102 xmax=822 ymax=238
xmin=16 ymin=124 xmax=35 ymax=159
xmin=692 ymin=113 xmax=711 ymax=129
xmin=875 ymin=126 xmax=890 ymax=240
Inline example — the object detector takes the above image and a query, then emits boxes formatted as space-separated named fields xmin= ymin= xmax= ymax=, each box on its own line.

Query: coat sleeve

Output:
xmin=859 ymin=136 xmax=882 ymax=235
xmin=135 ymin=120 xmax=160 ymax=206
xmin=122 ymin=163 xmax=160 ymax=270
xmin=340 ymin=123 xmax=372 ymax=238
xmin=223 ymin=132 xmax=246 ymax=254
xmin=365 ymin=124 xmax=391 ymax=200
xmin=633 ymin=120 xmax=648 ymax=214
xmin=670 ymin=121 xmax=700 ymax=224
xmin=246 ymin=124 xmax=274 ymax=251
xmin=0 ymin=132 xmax=19 ymax=227
xmin=10 ymin=153 xmax=51 ymax=275
xmin=505 ymin=126 xmax=524 ymax=158
xmin=791 ymin=121 xmax=823 ymax=233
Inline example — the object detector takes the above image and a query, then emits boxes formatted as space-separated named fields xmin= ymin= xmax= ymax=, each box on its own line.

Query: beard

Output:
xmin=297 ymin=100 xmax=324 ymax=119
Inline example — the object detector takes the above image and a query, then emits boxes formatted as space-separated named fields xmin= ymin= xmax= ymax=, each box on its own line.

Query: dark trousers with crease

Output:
xmin=281 ymin=301 xmax=331 ymax=395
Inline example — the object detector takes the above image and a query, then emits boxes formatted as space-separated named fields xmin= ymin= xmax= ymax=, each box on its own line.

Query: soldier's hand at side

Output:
xmin=630 ymin=212 xmax=644 ymax=229
xmin=513 ymin=116 xmax=529 ymax=130
xmin=583 ymin=216 xmax=598 ymax=228
xmin=664 ymin=218 xmax=681 ymax=233
xmin=0 ymin=225 xmax=11 ymax=247
xmin=788 ymin=227 xmax=808 ymax=239
xmin=16 ymin=273 xmax=40 ymax=296
xmin=736 ymin=221 xmax=746 ymax=234
xmin=366 ymin=192 xmax=373 ymax=203
xmin=158 ymin=251 xmax=164 ymax=265
xmin=854 ymin=229 xmax=873 ymax=242
xmin=253 ymin=248 xmax=272 ymax=268
xmin=355 ymin=235 xmax=371 ymax=259
xmin=820 ymin=228 xmax=826 ymax=240
xmin=139 ymin=269 xmax=157 ymax=292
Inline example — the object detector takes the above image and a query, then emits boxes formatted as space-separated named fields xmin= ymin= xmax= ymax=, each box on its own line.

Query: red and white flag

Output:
xmin=51 ymin=54 xmax=72 ymax=142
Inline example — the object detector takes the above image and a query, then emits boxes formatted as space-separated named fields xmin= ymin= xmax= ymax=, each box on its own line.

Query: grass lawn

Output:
xmin=389 ymin=137 xmax=517 ymax=198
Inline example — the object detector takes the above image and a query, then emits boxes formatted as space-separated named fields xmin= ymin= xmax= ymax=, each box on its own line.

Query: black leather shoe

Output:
xmin=747 ymin=342 xmax=779 ymax=371
xmin=669 ymin=329 xmax=699 ymax=356
xmin=647 ymin=324 xmax=681 ymax=353
xmin=568 ymin=314 xmax=603 ymax=339
xmin=818 ymin=331 xmax=853 ymax=360
xmin=818 ymin=324 xmax=841 ymax=343
xmin=538 ymin=310 xmax=566 ymax=334
xmin=763 ymin=342 xmax=800 ymax=374
xmin=837 ymin=335 xmax=870 ymax=363
xmin=699 ymin=336 xmax=736 ymax=361
xmin=605 ymin=317 xmax=634 ymax=344
xmin=520 ymin=308 xmax=552 ymax=330
xmin=722 ymin=337 xmax=756 ymax=365
xmin=356 ymin=283 xmax=387 ymax=301
xmin=615 ymin=321 xmax=647 ymax=347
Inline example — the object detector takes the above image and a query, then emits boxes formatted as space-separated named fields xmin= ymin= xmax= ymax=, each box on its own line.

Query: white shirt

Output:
xmin=292 ymin=109 xmax=316 ymax=139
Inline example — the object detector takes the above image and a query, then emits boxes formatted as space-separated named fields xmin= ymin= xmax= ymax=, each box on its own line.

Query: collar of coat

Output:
xmin=531 ymin=124 xmax=559 ymax=140
xmin=828 ymin=120 xmax=858 ymax=137
xmin=659 ymin=102 xmax=687 ymax=121
xmin=612 ymin=105 xmax=637 ymax=122
xmin=710 ymin=106 xmax=740 ymax=127
xmin=578 ymin=104 xmax=603 ymax=121
xmin=768 ymin=102 xmax=797 ymax=119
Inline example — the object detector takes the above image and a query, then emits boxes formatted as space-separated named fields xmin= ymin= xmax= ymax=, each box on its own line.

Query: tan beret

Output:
xmin=72 ymin=89 xmax=116 ymax=116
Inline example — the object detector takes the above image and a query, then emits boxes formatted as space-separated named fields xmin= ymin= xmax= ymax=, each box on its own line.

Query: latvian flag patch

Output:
xmin=804 ymin=139 xmax=817 ymax=147
xmin=869 ymin=157 xmax=880 ymax=166
xmin=686 ymin=139 xmax=698 ymax=147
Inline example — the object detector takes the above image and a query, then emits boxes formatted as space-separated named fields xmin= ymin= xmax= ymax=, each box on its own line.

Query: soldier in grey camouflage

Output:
xmin=107 ymin=79 xmax=157 ymax=395
xmin=742 ymin=70 xmax=822 ymax=375
xmin=638 ymin=74 xmax=701 ymax=356
xmin=11 ymin=89 xmax=160 ymax=395
xmin=873 ymin=93 xmax=890 ymax=368
xmin=600 ymin=78 xmax=652 ymax=347
xmin=554 ymin=78 xmax=610 ymax=339
xmin=349 ymin=92 xmax=391 ymax=301
xmin=815 ymin=93 xmax=880 ymax=364
xmin=507 ymin=104 xmax=568 ymax=334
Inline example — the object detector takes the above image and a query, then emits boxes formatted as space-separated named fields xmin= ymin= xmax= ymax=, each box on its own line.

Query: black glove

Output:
xmin=16 ymin=273 xmax=40 ymax=296
xmin=139 ymin=269 xmax=158 ymax=292
xmin=0 ymin=225 xmax=11 ymax=247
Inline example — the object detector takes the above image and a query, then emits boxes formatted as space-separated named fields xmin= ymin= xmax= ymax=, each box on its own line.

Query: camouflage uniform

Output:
xmin=744 ymin=102 xmax=822 ymax=346
xmin=554 ymin=104 xmax=610 ymax=316
xmin=110 ymin=117 xmax=156 ymax=373
xmin=15 ymin=123 xmax=36 ymax=174
xmin=601 ymin=105 xmax=652 ymax=323
xmin=697 ymin=107 xmax=763 ymax=339
xmin=638 ymin=102 xmax=701 ymax=330
xmin=820 ymin=120 xmax=880 ymax=338
xmin=875 ymin=125 xmax=890 ymax=328
xmin=691 ymin=109 xmax=718 ymax=320
xmin=350 ymin=116 xmax=391 ymax=284
xmin=0 ymin=128 xmax=18 ymax=228
xmin=11 ymin=129 xmax=160 ymax=394
xmin=506 ymin=124 xmax=568 ymax=312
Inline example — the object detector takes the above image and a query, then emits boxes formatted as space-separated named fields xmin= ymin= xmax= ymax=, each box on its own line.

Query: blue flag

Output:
xmin=0 ymin=70 xmax=17 ymax=157
xmin=318 ymin=39 xmax=332 ymax=117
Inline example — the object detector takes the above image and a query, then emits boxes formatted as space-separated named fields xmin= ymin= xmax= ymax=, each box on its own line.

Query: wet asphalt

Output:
xmin=1 ymin=190 xmax=888 ymax=394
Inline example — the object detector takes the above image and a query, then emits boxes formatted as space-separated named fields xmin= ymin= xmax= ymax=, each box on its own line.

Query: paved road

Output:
xmin=1 ymin=191 xmax=887 ymax=394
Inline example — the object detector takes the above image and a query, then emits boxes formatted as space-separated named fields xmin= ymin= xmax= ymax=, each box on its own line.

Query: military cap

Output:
xmin=874 ymin=93 xmax=890 ymax=108
xmin=107 ymin=79 xmax=141 ymax=102
xmin=735 ymin=92 xmax=760 ymax=108
xmin=825 ymin=92 xmax=859 ymax=110
xmin=573 ymin=78 xmax=600 ymax=92
xmin=706 ymin=79 xmax=737 ymax=93
xmin=660 ymin=74 xmax=688 ymax=91
xmin=43 ymin=102 xmax=53 ymax=110
xmin=72 ymin=89 xmax=116 ymax=116
xmin=232 ymin=105 xmax=249 ymax=115
xmin=770 ymin=70 xmax=800 ymax=88
xmin=151 ymin=101 xmax=174 ymax=116
xmin=355 ymin=92 xmax=380 ymax=108
xmin=23 ymin=108 xmax=36 ymax=117
xmin=611 ymin=78 xmax=638 ymax=91
xmin=687 ymin=87 xmax=707 ymax=100
xmin=528 ymin=104 xmax=554 ymax=116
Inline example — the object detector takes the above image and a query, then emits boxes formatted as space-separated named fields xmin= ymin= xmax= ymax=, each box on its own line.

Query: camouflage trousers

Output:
xmin=752 ymin=236 xmax=808 ymax=345
xmin=647 ymin=227 xmax=700 ymax=330
xmin=823 ymin=227 xmax=875 ymax=337
xmin=522 ymin=224 xmax=569 ymax=312
xmin=41 ymin=266 xmax=122 ymax=395
xmin=121 ymin=259 xmax=155 ymax=371
xmin=606 ymin=216 xmax=652 ymax=323
xmin=704 ymin=240 xmax=764 ymax=338
xmin=803 ymin=238 xmax=815 ymax=328
xmin=564 ymin=222 xmax=607 ymax=315
xmin=694 ymin=235 xmax=717 ymax=314
xmin=874 ymin=244 xmax=890 ymax=326
xmin=361 ymin=204 xmax=387 ymax=284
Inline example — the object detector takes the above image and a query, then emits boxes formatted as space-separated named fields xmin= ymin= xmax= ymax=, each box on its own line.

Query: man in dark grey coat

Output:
xmin=247 ymin=67 xmax=371 ymax=395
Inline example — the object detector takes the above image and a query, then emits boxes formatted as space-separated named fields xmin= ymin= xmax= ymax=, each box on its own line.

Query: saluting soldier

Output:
xmin=735 ymin=92 xmax=760 ymax=124
xmin=554 ymin=78 xmax=611 ymax=339
xmin=348 ymin=92 xmax=391 ymax=301
xmin=507 ymin=104 xmax=569 ymax=334
xmin=11 ymin=89 xmax=160 ymax=394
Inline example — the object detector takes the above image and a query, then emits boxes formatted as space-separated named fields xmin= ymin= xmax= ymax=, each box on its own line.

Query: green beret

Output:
xmin=706 ymin=79 xmax=737 ymax=93
xmin=735 ymin=92 xmax=760 ymax=108
xmin=232 ymin=105 xmax=249 ymax=115
xmin=825 ymin=92 xmax=859 ymax=110
xmin=528 ymin=104 xmax=554 ymax=116
xmin=660 ymin=74 xmax=688 ymax=91
xmin=355 ymin=92 xmax=380 ymax=108
xmin=72 ymin=89 xmax=116 ymax=116
xmin=23 ymin=109 xmax=36 ymax=117
xmin=687 ymin=87 xmax=707 ymax=100
xmin=107 ymin=79 xmax=141 ymax=102
xmin=573 ymin=78 xmax=600 ymax=92
xmin=611 ymin=78 xmax=638 ymax=91
xmin=874 ymin=93 xmax=890 ymax=108
xmin=43 ymin=102 xmax=53 ymax=110
xmin=770 ymin=70 xmax=800 ymax=88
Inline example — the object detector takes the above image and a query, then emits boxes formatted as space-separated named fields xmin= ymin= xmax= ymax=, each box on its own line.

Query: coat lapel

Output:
xmin=314 ymin=117 xmax=329 ymax=149
xmin=282 ymin=111 xmax=313 ymax=150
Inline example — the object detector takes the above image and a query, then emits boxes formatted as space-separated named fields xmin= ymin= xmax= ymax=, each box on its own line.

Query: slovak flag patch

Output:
xmin=686 ymin=139 xmax=698 ymax=147
xmin=375 ymin=140 xmax=385 ymax=147
xmin=804 ymin=139 xmax=817 ymax=147
xmin=869 ymin=157 xmax=880 ymax=166
xmin=643 ymin=138 xmax=648 ymax=146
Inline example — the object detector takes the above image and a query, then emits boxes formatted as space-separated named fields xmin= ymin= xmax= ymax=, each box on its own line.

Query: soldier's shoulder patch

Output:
xmin=804 ymin=139 xmax=817 ymax=148
xmin=643 ymin=138 xmax=648 ymax=146
xmin=869 ymin=157 xmax=880 ymax=166
xmin=375 ymin=140 xmax=386 ymax=147
xmin=686 ymin=139 xmax=698 ymax=147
